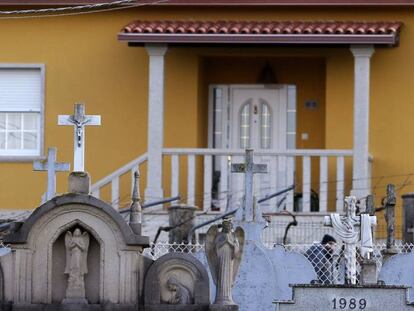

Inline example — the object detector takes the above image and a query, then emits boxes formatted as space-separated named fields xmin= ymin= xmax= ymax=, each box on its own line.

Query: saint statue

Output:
xmin=206 ymin=219 xmax=244 ymax=305
xmin=63 ymin=228 xmax=90 ymax=304
xmin=165 ymin=274 xmax=192 ymax=304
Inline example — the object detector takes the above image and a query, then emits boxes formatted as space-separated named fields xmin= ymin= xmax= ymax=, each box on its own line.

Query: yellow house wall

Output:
xmin=0 ymin=6 xmax=412 ymax=237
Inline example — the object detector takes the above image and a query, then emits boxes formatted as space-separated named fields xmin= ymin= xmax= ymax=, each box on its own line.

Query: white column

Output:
xmin=350 ymin=45 xmax=375 ymax=199
xmin=144 ymin=43 xmax=168 ymax=202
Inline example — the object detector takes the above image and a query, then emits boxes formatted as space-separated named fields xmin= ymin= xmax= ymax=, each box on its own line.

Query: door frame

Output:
xmin=207 ymin=84 xmax=297 ymax=151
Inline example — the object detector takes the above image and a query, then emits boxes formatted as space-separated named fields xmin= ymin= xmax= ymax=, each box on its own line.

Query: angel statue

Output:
xmin=63 ymin=228 xmax=90 ymax=304
xmin=206 ymin=218 xmax=244 ymax=306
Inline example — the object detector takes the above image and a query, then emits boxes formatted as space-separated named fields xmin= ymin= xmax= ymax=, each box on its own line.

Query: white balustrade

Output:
xmin=90 ymin=148 xmax=371 ymax=214
xmin=162 ymin=148 xmax=361 ymax=213
xmin=91 ymin=153 xmax=148 ymax=209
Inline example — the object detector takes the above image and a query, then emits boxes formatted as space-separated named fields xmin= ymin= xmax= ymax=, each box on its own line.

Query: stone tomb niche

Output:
xmin=52 ymin=225 xmax=100 ymax=304
xmin=1 ymin=194 xmax=149 ymax=308
xmin=144 ymin=252 xmax=210 ymax=311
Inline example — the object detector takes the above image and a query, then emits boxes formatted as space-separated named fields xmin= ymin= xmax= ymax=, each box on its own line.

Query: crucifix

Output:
xmin=231 ymin=149 xmax=267 ymax=222
xmin=324 ymin=196 xmax=376 ymax=284
xmin=58 ymin=103 xmax=101 ymax=172
xmin=33 ymin=147 xmax=70 ymax=201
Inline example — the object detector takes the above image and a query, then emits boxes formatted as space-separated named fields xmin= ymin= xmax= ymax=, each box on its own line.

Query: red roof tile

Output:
xmin=119 ymin=20 xmax=402 ymax=46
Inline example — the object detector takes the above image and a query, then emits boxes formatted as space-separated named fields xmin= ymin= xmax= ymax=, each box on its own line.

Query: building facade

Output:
xmin=0 ymin=0 xmax=411 ymax=235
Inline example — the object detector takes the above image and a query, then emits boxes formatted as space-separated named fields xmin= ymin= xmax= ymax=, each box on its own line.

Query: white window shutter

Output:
xmin=0 ymin=68 xmax=41 ymax=111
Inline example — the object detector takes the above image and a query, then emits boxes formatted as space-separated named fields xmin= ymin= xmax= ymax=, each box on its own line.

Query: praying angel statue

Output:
xmin=206 ymin=219 xmax=244 ymax=306
xmin=324 ymin=196 xmax=376 ymax=284
xmin=63 ymin=228 xmax=90 ymax=304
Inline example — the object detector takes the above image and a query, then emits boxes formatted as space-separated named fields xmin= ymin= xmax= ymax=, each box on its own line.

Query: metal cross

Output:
xmin=33 ymin=147 xmax=70 ymax=201
xmin=58 ymin=103 xmax=101 ymax=172
xmin=231 ymin=149 xmax=267 ymax=222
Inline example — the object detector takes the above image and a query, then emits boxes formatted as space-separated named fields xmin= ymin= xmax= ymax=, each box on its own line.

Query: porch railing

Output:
xmin=91 ymin=153 xmax=148 ymax=209
xmin=162 ymin=148 xmax=355 ymax=213
xmin=90 ymin=148 xmax=368 ymax=213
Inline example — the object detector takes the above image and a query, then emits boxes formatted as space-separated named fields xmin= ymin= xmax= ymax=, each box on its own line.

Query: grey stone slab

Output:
xmin=275 ymin=285 xmax=414 ymax=311
xmin=379 ymin=251 xmax=414 ymax=301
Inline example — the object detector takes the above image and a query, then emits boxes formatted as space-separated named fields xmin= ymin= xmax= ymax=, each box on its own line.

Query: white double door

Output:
xmin=210 ymin=85 xmax=295 ymax=212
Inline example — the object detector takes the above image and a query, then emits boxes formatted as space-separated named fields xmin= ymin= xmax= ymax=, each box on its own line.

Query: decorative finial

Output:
xmin=129 ymin=170 xmax=142 ymax=235
xmin=132 ymin=171 xmax=141 ymax=207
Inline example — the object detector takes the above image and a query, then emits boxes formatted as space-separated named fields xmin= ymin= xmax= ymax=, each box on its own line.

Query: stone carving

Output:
xmin=63 ymin=228 xmax=90 ymax=304
xmin=144 ymin=252 xmax=210 ymax=311
xmin=166 ymin=274 xmax=191 ymax=304
xmin=206 ymin=219 xmax=244 ymax=306
xmin=324 ymin=196 xmax=376 ymax=284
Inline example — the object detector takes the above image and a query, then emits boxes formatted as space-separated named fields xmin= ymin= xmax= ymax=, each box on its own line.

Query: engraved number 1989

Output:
xmin=332 ymin=298 xmax=367 ymax=309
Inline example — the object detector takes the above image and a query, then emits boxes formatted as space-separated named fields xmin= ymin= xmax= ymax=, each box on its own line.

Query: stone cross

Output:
xmin=33 ymin=147 xmax=70 ymax=201
xmin=58 ymin=103 xmax=101 ymax=172
xmin=231 ymin=149 xmax=267 ymax=222
xmin=384 ymin=184 xmax=396 ymax=250
xmin=324 ymin=196 xmax=376 ymax=284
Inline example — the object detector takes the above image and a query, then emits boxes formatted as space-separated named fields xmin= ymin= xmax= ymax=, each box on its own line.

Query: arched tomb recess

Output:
xmin=2 ymin=194 xmax=149 ymax=306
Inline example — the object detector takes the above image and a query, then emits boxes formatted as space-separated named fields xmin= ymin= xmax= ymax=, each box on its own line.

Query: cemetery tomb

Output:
xmin=275 ymin=284 xmax=414 ymax=311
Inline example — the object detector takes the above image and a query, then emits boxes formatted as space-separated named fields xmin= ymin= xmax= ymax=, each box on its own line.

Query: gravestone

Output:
xmin=379 ymin=251 xmax=414 ymax=302
xmin=0 ymin=173 xmax=150 ymax=310
xmin=195 ymin=150 xmax=316 ymax=311
xmin=275 ymin=285 xmax=414 ymax=311
xmin=144 ymin=252 xmax=210 ymax=311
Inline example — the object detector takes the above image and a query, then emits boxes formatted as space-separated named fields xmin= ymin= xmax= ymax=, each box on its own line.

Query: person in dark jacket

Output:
xmin=305 ymin=234 xmax=337 ymax=284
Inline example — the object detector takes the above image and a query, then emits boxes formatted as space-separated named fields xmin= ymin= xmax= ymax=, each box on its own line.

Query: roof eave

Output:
xmin=118 ymin=33 xmax=399 ymax=46
xmin=2 ymin=0 xmax=414 ymax=6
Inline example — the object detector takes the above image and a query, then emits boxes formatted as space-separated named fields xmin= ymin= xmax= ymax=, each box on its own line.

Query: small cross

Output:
xmin=58 ymin=103 xmax=101 ymax=172
xmin=33 ymin=147 xmax=70 ymax=201
xmin=231 ymin=149 xmax=267 ymax=222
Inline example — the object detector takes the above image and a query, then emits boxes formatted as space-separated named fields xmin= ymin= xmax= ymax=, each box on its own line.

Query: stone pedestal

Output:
xmin=68 ymin=172 xmax=91 ymax=194
xmin=62 ymin=298 xmax=88 ymax=304
xmin=168 ymin=205 xmax=196 ymax=244
xmin=360 ymin=259 xmax=377 ymax=285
